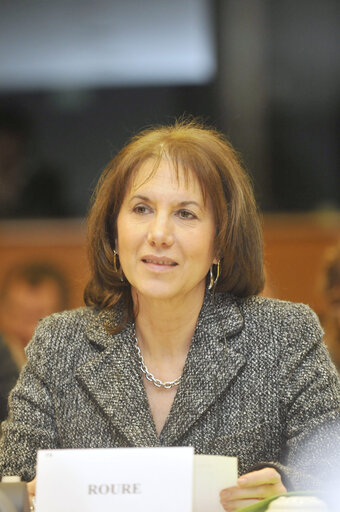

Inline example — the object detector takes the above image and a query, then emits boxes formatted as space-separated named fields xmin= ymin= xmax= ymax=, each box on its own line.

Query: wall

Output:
xmin=1 ymin=215 xmax=339 ymax=315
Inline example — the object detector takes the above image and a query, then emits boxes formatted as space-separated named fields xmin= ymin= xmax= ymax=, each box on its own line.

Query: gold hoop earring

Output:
xmin=113 ymin=250 xmax=125 ymax=282
xmin=113 ymin=249 xmax=119 ymax=273
xmin=209 ymin=260 xmax=220 ymax=290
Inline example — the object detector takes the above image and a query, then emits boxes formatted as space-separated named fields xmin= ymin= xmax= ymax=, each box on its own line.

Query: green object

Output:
xmin=237 ymin=491 xmax=324 ymax=512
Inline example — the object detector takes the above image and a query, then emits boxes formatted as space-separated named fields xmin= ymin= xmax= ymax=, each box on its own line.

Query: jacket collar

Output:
xmin=77 ymin=291 xmax=246 ymax=446
xmin=160 ymin=291 xmax=245 ymax=444
xmin=85 ymin=291 xmax=244 ymax=349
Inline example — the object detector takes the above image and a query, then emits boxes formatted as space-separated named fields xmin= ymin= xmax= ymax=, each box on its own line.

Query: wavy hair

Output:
xmin=84 ymin=119 xmax=264 ymax=331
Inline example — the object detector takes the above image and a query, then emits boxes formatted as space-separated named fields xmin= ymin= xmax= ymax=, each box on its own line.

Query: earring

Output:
xmin=113 ymin=250 xmax=125 ymax=282
xmin=113 ymin=249 xmax=119 ymax=273
xmin=209 ymin=260 xmax=220 ymax=290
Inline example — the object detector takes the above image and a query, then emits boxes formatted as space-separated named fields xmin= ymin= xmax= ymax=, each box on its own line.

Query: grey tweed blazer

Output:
xmin=1 ymin=292 xmax=340 ymax=489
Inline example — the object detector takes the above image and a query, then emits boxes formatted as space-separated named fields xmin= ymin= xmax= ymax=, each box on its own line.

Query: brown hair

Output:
xmin=85 ymin=119 xmax=264 ymax=330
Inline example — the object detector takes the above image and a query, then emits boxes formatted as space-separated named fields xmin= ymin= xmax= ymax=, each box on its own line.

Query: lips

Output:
xmin=141 ymin=256 xmax=178 ymax=266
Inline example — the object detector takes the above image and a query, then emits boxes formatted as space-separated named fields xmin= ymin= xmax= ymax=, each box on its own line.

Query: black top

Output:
xmin=0 ymin=335 xmax=19 ymax=423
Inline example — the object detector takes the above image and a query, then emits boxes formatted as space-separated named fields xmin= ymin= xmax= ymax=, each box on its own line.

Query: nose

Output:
xmin=147 ymin=213 xmax=174 ymax=248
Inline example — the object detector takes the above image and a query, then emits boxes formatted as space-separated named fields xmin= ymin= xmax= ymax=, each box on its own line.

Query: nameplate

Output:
xmin=35 ymin=447 xmax=237 ymax=512
xmin=35 ymin=447 xmax=194 ymax=512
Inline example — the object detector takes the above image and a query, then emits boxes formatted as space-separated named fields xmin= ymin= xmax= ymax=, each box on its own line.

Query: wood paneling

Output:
xmin=0 ymin=214 xmax=339 ymax=315
xmin=263 ymin=213 xmax=340 ymax=314
xmin=0 ymin=219 xmax=88 ymax=309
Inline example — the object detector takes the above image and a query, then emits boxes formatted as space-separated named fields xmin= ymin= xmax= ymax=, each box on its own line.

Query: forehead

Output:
xmin=127 ymin=158 xmax=205 ymax=199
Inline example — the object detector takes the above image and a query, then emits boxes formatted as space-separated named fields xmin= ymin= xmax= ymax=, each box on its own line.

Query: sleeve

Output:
xmin=276 ymin=305 xmax=340 ymax=491
xmin=0 ymin=319 xmax=61 ymax=482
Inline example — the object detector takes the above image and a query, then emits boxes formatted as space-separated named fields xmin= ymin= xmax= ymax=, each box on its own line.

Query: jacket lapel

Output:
xmin=76 ymin=293 xmax=246 ymax=448
xmin=76 ymin=312 xmax=160 ymax=447
xmin=160 ymin=292 xmax=246 ymax=445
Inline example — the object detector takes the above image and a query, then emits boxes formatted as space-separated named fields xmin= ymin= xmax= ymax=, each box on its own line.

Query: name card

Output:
xmin=36 ymin=447 xmax=194 ymax=512
xmin=35 ymin=447 xmax=237 ymax=512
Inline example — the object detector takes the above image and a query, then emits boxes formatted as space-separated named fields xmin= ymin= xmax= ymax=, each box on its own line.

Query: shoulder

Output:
xmin=240 ymin=295 xmax=322 ymax=331
xmin=217 ymin=292 xmax=322 ymax=329
xmin=33 ymin=306 xmax=97 ymax=338
xmin=246 ymin=296 xmax=323 ymax=345
xmin=239 ymin=297 xmax=331 ymax=373
xmin=213 ymin=293 xmax=340 ymax=404
xmin=215 ymin=292 xmax=324 ymax=351
xmin=25 ymin=307 xmax=101 ymax=370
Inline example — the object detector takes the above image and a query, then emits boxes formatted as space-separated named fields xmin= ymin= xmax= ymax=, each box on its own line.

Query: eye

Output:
xmin=177 ymin=209 xmax=197 ymax=220
xmin=132 ymin=204 xmax=151 ymax=215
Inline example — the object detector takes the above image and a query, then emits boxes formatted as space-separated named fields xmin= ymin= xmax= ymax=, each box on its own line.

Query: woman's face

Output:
xmin=116 ymin=159 xmax=217 ymax=304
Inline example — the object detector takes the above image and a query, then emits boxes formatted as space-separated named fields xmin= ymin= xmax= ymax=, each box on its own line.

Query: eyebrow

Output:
xmin=129 ymin=195 xmax=203 ymax=209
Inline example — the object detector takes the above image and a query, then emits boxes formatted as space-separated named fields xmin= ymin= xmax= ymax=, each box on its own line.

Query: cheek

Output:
xmin=203 ymin=225 xmax=217 ymax=258
xmin=116 ymin=214 xmax=127 ymax=253
xmin=116 ymin=217 xmax=139 ymax=258
xmin=189 ymin=228 xmax=215 ymax=263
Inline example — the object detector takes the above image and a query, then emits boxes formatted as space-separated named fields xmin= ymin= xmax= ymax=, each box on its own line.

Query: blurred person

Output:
xmin=0 ymin=107 xmax=69 ymax=218
xmin=0 ymin=262 xmax=68 ymax=366
xmin=0 ymin=262 xmax=68 ymax=423
xmin=0 ymin=120 xmax=339 ymax=511
xmin=321 ymin=243 xmax=340 ymax=371
xmin=0 ymin=336 xmax=19 ymax=426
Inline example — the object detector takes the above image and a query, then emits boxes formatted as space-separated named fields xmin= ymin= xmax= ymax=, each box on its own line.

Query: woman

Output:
xmin=1 ymin=120 xmax=340 ymax=511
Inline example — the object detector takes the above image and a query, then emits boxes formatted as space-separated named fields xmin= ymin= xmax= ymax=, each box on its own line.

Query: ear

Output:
xmin=212 ymin=256 xmax=219 ymax=265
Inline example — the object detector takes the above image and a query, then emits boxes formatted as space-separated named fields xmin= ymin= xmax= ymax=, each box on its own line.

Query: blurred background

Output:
xmin=0 ymin=0 xmax=339 ymax=323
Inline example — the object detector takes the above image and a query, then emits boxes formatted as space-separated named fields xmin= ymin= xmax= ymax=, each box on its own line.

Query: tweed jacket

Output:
xmin=1 ymin=292 xmax=340 ymax=489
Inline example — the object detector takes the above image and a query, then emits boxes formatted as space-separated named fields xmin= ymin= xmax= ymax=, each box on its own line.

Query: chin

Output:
xmin=134 ymin=282 xmax=180 ymax=301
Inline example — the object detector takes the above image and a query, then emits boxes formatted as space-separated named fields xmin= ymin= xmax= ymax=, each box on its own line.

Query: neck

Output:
xmin=133 ymin=287 xmax=206 ymax=358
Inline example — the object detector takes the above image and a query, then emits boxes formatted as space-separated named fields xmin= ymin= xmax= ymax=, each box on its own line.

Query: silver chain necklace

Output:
xmin=134 ymin=336 xmax=182 ymax=389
